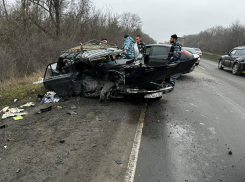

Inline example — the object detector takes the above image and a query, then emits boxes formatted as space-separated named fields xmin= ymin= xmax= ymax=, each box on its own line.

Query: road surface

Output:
xmin=135 ymin=59 xmax=245 ymax=182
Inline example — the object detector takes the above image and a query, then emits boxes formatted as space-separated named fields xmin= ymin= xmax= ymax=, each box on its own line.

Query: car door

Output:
xmin=225 ymin=49 xmax=242 ymax=68
xmin=148 ymin=46 xmax=170 ymax=66
xmin=231 ymin=50 xmax=242 ymax=67
xmin=224 ymin=49 xmax=236 ymax=67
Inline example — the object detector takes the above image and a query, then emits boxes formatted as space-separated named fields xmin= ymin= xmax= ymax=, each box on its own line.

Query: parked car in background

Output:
xmin=218 ymin=46 xmax=245 ymax=75
xmin=182 ymin=47 xmax=200 ymax=65
xmin=194 ymin=48 xmax=202 ymax=58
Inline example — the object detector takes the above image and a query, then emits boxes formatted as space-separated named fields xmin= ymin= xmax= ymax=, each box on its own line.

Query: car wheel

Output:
xmin=218 ymin=60 xmax=223 ymax=70
xmin=232 ymin=63 xmax=241 ymax=75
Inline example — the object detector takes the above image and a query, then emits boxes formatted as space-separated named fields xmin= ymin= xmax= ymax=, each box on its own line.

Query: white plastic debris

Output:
xmin=0 ymin=106 xmax=9 ymax=113
xmin=42 ymin=91 xmax=60 ymax=103
xmin=4 ymin=146 xmax=7 ymax=149
xmin=1 ymin=106 xmax=28 ymax=119
xmin=19 ymin=102 xmax=35 ymax=108
xmin=14 ymin=99 xmax=17 ymax=103
xmin=32 ymin=77 xmax=44 ymax=84
xmin=2 ymin=108 xmax=27 ymax=119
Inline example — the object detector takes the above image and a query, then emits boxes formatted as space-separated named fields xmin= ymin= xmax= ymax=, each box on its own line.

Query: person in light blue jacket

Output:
xmin=122 ymin=34 xmax=135 ymax=59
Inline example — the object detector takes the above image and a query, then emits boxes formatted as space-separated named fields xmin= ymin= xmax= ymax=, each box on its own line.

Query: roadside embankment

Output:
xmin=202 ymin=52 xmax=222 ymax=62
xmin=0 ymin=73 xmax=47 ymax=107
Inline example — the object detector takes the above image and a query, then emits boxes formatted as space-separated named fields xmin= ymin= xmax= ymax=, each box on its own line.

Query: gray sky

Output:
xmin=93 ymin=0 xmax=245 ymax=42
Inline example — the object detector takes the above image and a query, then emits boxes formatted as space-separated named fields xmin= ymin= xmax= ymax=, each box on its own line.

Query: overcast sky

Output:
xmin=93 ymin=0 xmax=245 ymax=42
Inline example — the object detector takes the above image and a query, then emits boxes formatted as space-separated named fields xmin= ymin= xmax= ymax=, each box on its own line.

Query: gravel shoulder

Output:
xmin=0 ymin=97 xmax=143 ymax=182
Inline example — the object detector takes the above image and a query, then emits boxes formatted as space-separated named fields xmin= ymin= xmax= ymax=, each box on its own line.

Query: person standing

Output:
xmin=122 ymin=34 xmax=135 ymax=59
xmin=135 ymin=35 xmax=146 ymax=60
xmin=167 ymin=34 xmax=182 ymax=88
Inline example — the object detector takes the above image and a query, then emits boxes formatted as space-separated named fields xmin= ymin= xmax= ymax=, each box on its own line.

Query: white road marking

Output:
xmin=124 ymin=102 xmax=147 ymax=182
xmin=209 ymin=84 xmax=245 ymax=119
xmin=198 ymin=66 xmax=206 ymax=70
xmin=217 ymin=93 xmax=245 ymax=118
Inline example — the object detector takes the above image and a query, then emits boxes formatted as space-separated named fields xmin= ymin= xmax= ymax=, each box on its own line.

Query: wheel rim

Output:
xmin=233 ymin=64 xmax=238 ymax=73
xmin=218 ymin=61 xmax=222 ymax=68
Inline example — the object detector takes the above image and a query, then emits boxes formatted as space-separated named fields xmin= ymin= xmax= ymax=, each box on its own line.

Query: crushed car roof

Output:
xmin=81 ymin=48 xmax=123 ymax=61
xmin=65 ymin=40 xmax=118 ymax=52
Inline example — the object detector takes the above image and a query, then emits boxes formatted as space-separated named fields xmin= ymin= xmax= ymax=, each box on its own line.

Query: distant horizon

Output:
xmin=92 ymin=0 xmax=245 ymax=43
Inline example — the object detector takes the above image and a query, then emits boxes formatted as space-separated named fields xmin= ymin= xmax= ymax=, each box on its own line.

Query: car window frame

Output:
xmin=151 ymin=46 xmax=169 ymax=56
xmin=229 ymin=49 xmax=237 ymax=56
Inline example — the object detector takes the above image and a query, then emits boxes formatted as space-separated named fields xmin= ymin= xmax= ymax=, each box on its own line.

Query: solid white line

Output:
xmin=217 ymin=93 xmax=245 ymax=118
xmin=124 ymin=102 xmax=147 ymax=182
xmin=198 ymin=66 xmax=206 ymax=70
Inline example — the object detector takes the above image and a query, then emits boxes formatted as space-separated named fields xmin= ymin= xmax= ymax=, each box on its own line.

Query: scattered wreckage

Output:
xmin=43 ymin=41 xmax=197 ymax=101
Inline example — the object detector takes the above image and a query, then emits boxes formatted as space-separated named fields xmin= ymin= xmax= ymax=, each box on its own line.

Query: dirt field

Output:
xmin=0 ymin=97 xmax=143 ymax=182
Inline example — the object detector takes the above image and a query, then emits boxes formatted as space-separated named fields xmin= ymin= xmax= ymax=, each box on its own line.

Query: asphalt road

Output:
xmin=135 ymin=59 xmax=245 ymax=182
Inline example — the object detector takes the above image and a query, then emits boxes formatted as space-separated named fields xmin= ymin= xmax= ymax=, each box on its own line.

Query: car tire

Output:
xmin=218 ymin=60 xmax=224 ymax=70
xmin=232 ymin=63 xmax=241 ymax=75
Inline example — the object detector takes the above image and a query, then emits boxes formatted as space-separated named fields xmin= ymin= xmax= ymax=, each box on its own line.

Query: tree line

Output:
xmin=0 ymin=0 xmax=156 ymax=84
xmin=183 ymin=21 xmax=245 ymax=55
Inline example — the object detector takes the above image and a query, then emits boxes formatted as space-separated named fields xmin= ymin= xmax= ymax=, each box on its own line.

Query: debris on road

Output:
xmin=0 ymin=106 xmax=9 ymax=113
xmin=16 ymin=169 xmax=21 ymax=173
xmin=14 ymin=99 xmax=17 ymax=103
xmin=67 ymin=111 xmax=77 ymax=115
xmin=57 ymin=106 xmax=63 ymax=109
xmin=60 ymin=139 xmax=65 ymax=143
xmin=96 ymin=117 xmax=102 ymax=121
xmin=33 ymin=78 xmax=44 ymax=84
xmin=13 ymin=116 xmax=23 ymax=120
xmin=42 ymin=91 xmax=60 ymax=104
xmin=4 ymin=146 xmax=7 ymax=149
xmin=228 ymin=151 xmax=233 ymax=155
xmin=19 ymin=102 xmax=35 ymax=108
xmin=0 ymin=125 xmax=8 ymax=129
xmin=37 ymin=94 xmax=45 ymax=102
xmin=71 ymin=105 xmax=77 ymax=109
xmin=36 ymin=106 xmax=52 ymax=114
xmin=113 ymin=158 xmax=122 ymax=165
xmin=1 ymin=107 xmax=28 ymax=119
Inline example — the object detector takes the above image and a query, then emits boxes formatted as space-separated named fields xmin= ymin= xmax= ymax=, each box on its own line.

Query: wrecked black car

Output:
xmin=43 ymin=43 xmax=197 ymax=101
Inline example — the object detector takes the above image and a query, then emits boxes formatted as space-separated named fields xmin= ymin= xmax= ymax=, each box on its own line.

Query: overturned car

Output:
xmin=43 ymin=42 xmax=197 ymax=101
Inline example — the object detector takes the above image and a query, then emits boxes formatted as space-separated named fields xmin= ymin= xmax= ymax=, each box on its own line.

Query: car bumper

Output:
xmin=126 ymin=86 xmax=173 ymax=94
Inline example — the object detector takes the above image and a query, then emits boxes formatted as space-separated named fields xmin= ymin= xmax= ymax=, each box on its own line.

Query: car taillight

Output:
xmin=200 ymin=53 xmax=202 ymax=54
xmin=181 ymin=50 xmax=189 ymax=55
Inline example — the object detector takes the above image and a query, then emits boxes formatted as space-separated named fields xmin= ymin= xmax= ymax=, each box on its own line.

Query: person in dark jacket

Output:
xmin=135 ymin=35 xmax=146 ymax=58
xmin=167 ymin=34 xmax=182 ymax=88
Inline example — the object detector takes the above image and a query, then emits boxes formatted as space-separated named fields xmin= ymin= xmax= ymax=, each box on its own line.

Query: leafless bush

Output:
xmin=183 ymin=20 xmax=245 ymax=54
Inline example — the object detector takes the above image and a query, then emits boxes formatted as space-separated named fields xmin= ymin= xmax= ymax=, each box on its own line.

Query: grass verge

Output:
xmin=202 ymin=52 xmax=222 ymax=62
xmin=0 ymin=83 xmax=47 ymax=107
xmin=0 ymin=71 xmax=47 ymax=107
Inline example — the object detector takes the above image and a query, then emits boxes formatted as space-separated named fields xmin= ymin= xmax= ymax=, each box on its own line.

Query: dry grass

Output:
xmin=202 ymin=52 xmax=222 ymax=62
xmin=0 ymin=70 xmax=47 ymax=107
xmin=0 ymin=71 xmax=44 ymax=91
